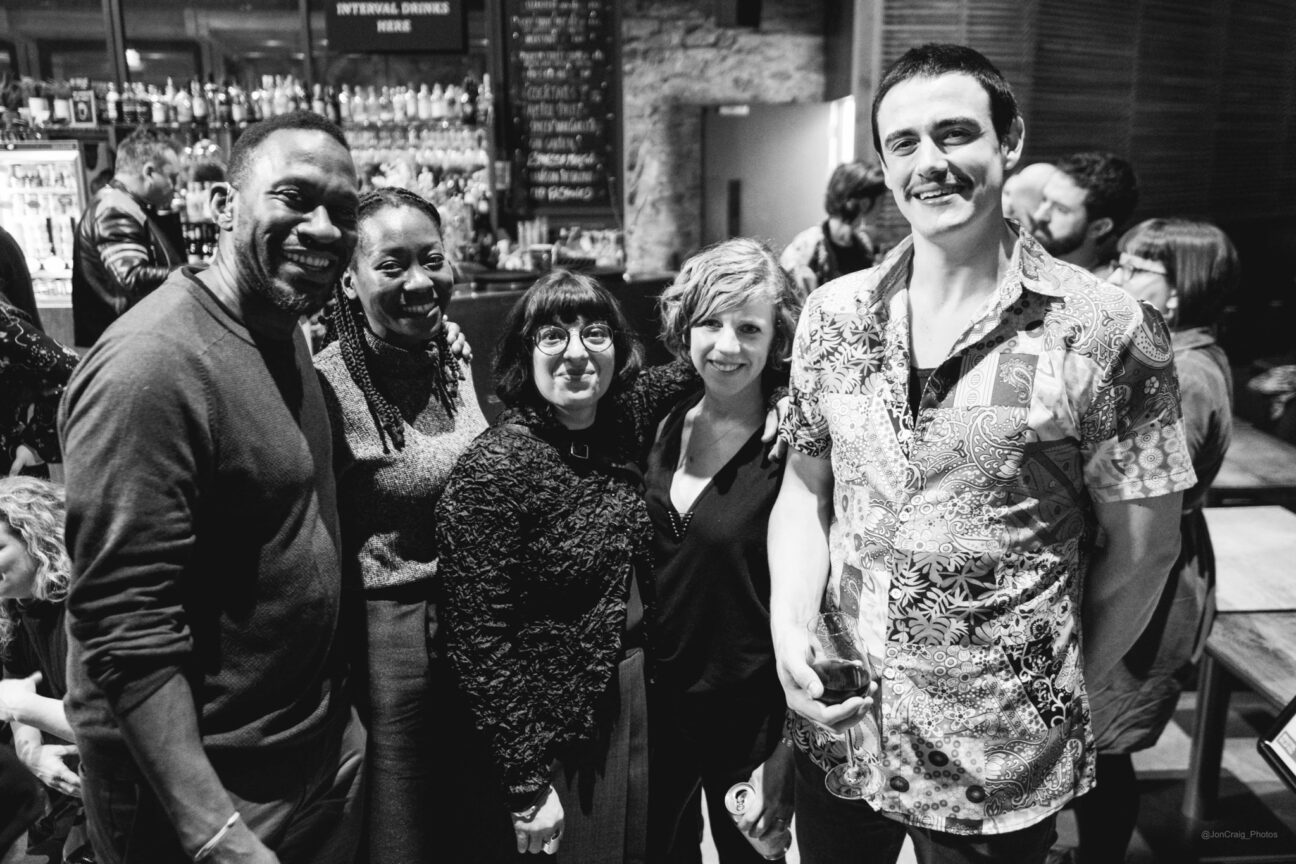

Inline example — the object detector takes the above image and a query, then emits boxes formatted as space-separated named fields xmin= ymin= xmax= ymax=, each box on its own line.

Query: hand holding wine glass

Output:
xmin=807 ymin=611 xmax=884 ymax=799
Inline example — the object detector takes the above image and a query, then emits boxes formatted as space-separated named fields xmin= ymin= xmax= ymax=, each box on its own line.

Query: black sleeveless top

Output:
xmin=645 ymin=392 xmax=784 ymax=696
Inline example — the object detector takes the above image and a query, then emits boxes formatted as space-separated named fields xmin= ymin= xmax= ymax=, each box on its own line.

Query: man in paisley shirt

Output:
xmin=769 ymin=44 xmax=1195 ymax=863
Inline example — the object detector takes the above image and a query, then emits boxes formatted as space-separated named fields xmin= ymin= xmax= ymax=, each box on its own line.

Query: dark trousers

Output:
xmin=358 ymin=582 xmax=438 ymax=864
xmin=79 ymin=706 xmax=365 ymax=864
xmin=0 ymin=743 xmax=43 ymax=855
xmin=793 ymin=749 xmax=1058 ymax=864
xmin=647 ymin=684 xmax=785 ymax=864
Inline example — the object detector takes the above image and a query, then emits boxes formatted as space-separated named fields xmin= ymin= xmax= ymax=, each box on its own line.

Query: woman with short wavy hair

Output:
xmin=0 ymin=477 xmax=93 ymax=862
xmin=647 ymin=238 xmax=803 ymax=863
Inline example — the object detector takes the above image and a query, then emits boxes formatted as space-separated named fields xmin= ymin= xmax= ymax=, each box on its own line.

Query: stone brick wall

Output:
xmin=621 ymin=0 xmax=825 ymax=273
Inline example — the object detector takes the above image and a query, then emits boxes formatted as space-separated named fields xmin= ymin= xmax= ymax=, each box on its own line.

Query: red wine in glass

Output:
xmin=809 ymin=657 xmax=870 ymax=705
xmin=808 ymin=612 xmax=884 ymax=799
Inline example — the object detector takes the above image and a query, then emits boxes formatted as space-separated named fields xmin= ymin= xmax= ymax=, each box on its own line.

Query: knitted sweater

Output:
xmin=316 ymin=328 xmax=487 ymax=591
xmin=436 ymin=361 xmax=697 ymax=810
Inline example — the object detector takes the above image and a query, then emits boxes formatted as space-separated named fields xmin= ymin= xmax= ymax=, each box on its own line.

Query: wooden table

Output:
xmin=1206 ymin=506 xmax=1296 ymax=612
xmin=1209 ymin=418 xmax=1296 ymax=507
xmin=1183 ymin=506 xmax=1296 ymax=829
xmin=1183 ymin=612 xmax=1296 ymax=826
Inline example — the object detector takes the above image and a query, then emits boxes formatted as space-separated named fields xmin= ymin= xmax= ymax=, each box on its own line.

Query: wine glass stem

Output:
xmin=846 ymin=725 xmax=861 ymax=778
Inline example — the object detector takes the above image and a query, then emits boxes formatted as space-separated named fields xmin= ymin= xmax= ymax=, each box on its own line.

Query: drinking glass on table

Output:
xmin=807 ymin=611 xmax=883 ymax=799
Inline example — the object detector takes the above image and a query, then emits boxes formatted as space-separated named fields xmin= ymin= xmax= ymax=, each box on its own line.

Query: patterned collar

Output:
xmin=863 ymin=223 xmax=1070 ymax=313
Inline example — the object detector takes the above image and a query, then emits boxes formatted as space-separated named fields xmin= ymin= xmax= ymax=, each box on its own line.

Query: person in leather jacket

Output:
xmin=71 ymin=128 xmax=183 ymax=347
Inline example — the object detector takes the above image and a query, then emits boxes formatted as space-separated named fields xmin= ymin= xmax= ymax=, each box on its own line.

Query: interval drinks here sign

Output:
xmin=325 ymin=0 xmax=466 ymax=53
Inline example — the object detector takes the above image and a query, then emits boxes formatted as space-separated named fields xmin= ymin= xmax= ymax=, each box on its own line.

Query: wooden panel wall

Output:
xmin=1029 ymin=0 xmax=1296 ymax=222
xmin=1209 ymin=0 xmax=1296 ymax=221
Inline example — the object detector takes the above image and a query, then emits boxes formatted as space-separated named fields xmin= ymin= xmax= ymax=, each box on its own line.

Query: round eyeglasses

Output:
xmin=1112 ymin=253 xmax=1168 ymax=280
xmin=533 ymin=323 xmax=615 ymax=355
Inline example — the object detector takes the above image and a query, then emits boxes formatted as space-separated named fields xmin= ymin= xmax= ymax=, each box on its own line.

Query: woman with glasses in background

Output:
xmin=1074 ymin=218 xmax=1238 ymax=864
xmin=435 ymin=270 xmax=699 ymax=862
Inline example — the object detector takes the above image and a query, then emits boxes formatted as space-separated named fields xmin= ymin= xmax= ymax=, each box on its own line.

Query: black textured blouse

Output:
xmin=435 ymin=361 xmax=697 ymax=810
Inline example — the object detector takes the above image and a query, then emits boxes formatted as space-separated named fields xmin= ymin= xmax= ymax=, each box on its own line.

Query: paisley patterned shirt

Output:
xmin=782 ymin=230 xmax=1195 ymax=835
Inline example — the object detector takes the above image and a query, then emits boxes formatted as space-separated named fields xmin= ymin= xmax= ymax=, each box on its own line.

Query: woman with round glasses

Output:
xmin=314 ymin=186 xmax=487 ymax=864
xmin=436 ymin=270 xmax=699 ymax=862
xmin=1075 ymin=218 xmax=1238 ymax=864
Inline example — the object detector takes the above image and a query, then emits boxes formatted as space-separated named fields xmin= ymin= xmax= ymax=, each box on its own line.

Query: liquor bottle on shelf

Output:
xmin=229 ymin=82 xmax=249 ymax=126
xmin=429 ymin=83 xmax=446 ymax=120
xmin=191 ymin=78 xmax=209 ymax=127
xmin=174 ymin=80 xmax=194 ymax=125
xmin=402 ymin=85 xmax=417 ymax=123
xmin=215 ymin=79 xmax=232 ymax=128
xmin=149 ymin=85 xmax=169 ymax=125
xmin=272 ymin=76 xmax=292 ymax=116
xmin=311 ymin=83 xmax=327 ymax=118
xmin=480 ymin=73 xmax=493 ymax=119
xmin=460 ymin=76 xmax=478 ymax=125
xmin=257 ymin=76 xmax=275 ymax=121
xmin=337 ymin=84 xmax=352 ymax=125
xmin=105 ymin=82 xmax=122 ymax=124
xmin=416 ymin=84 xmax=432 ymax=121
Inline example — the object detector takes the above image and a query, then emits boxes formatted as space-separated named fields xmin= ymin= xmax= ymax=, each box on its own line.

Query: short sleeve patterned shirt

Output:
xmin=781 ymin=230 xmax=1196 ymax=835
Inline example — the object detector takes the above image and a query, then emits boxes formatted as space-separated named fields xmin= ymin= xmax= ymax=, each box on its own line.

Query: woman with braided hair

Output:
xmin=314 ymin=186 xmax=487 ymax=864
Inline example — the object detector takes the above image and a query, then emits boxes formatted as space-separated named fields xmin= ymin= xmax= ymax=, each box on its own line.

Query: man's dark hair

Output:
xmin=870 ymin=43 xmax=1019 ymax=158
xmin=493 ymin=270 xmax=644 ymax=410
xmin=824 ymin=162 xmax=886 ymax=221
xmin=1054 ymin=151 xmax=1139 ymax=240
xmin=227 ymin=111 xmax=349 ymax=188
xmin=114 ymin=127 xmax=179 ymax=175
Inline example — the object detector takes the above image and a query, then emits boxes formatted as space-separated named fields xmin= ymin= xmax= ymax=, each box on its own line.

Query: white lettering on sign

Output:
xmin=401 ymin=1 xmax=450 ymax=13
xmin=336 ymin=2 xmax=400 ymax=15
xmin=376 ymin=17 xmax=412 ymax=31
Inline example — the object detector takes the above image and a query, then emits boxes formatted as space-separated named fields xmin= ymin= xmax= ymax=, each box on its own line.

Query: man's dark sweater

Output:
xmin=59 ymin=268 xmax=347 ymax=759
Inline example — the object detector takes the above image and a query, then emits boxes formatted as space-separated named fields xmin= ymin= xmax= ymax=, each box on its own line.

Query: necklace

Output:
xmin=677 ymin=410 xmax=760 ymax=470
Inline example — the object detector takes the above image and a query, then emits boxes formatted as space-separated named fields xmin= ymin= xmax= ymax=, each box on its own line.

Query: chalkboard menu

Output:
xmin=503 ymin=0 xmax=618 ymax=210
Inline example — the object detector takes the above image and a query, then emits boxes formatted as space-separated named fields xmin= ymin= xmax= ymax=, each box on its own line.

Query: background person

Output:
xmin=1073 ymin=218 xmax=1238 ymax=864
xmin=314 ymin=186 xmax=487 ymax=864
xmin=780 ymin=162 xmax=886 ymax=294
xmin=0 ymin=301 xmax=79 ymax=478
xmin=646 ymin=238 xmax=800 ymax=863
xmin=1000 ymin=162 xmax=1056 ymax=234
xmin=0 ymin=224 xmax=43 ymax=330
xmin=1032 ymin=150 xmax=1138 ymax=278
xmin=71 ymin=127 xmax=185 ymax=346
xmin=436 ymin=271 xmax=699 ymax=862
xmin=0 ymin=477 xmax=93 ymax=862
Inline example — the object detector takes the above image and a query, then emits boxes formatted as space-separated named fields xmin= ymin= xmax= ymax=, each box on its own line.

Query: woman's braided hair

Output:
xmin=330 ymin=187 xmax=461 ymax=453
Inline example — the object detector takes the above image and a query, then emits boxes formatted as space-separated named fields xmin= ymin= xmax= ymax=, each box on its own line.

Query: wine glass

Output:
xmin=807 ymin=611 xmax=883 ymax=799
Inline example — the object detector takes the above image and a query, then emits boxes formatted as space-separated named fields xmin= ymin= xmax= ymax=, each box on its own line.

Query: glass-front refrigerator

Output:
xmin=0 ymin=140 xmax=88 ymax=308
